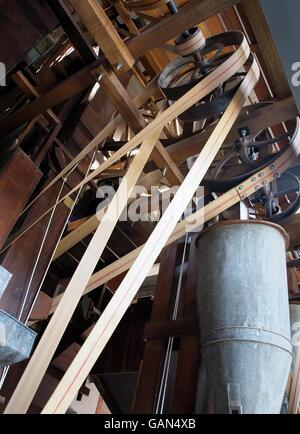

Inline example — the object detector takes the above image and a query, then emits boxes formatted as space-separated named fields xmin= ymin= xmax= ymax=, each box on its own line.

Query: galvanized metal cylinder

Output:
xmin=196 ymin=220 xmax=292 ymax=414
xmin=290 ymin=304 xmax=300 ymax=372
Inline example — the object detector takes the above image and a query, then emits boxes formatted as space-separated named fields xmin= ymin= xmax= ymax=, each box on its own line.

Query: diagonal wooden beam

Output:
xmin=127 ymin=0 xmax=242 ymax=58
xmin=70 ymin=0 xmax=134 ymax=71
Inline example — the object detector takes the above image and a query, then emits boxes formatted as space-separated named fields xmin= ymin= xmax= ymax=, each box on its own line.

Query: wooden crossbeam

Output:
xmin=70 ymin=0 xmax=134 ymax=71
xmin=5 ymin=34 xmax=251 ymax=414
xmin=127 ymin=0 xmax=242 ymax=58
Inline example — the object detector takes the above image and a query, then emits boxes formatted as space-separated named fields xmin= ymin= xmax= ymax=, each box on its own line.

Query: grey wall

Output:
xmin=260 ymin=0 xmax=300 ymax=112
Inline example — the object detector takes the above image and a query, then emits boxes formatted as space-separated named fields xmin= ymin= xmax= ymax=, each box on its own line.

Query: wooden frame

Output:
xmin=39 ymin=54 xmax=259 ymax=414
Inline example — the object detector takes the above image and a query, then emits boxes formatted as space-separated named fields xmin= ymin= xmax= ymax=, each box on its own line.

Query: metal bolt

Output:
xmin=115 ymin=62 xmax=123 ymax=71
xmin=269 ymin=164 xmax=275 ymax=170
xmin=251 ymin=177 xmax=256 ymax=182
xmin=274 ymin=173 xmax=279 ymax=178
xmin=238 ymin=185 xmax=244 ymax=190
xmin=259 ymin=172 xmax=264 ymax=177
xmin=97 ymin=72 xmax=104 ymax=81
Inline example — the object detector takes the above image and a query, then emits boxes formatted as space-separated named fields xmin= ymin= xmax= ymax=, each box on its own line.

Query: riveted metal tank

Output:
xmin=196 ymin=220 xmax=292 ymax=414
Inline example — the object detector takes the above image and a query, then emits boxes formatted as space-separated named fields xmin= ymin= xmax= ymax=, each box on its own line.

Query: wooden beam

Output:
xmin=70 ymin=0 xmax=134 ymax=70
xmin=144 ymin=318 xmax=198 ymax=341
xmin=0 ymin=148 xmax=42 ymax=250
xmin=46 ymin=0 xmax=97 ymax=65
xmin=0 ymin=60 xmax=103 ymax=136
xmin=127 ymin=0 xmax=242 ymax=58
xmin=40 ymin=52 xmax=258 ymax=414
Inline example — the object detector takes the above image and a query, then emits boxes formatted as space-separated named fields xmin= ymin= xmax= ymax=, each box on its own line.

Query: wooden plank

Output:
xmin=144 ymin=318 xmax=198 ymax=341
xmin=0 ymin=148 xmax=42 ymax=250
xmin=0 ymin=171 xmax=70 ymax=323
xmin=29 ymin=292 xmax=53 ymax=322
xmin=133 ymin=243 xmax=179 ymax=413
xmin=70 ymin=0 xmax=134 ymax=70
xmin=40 ymin=52 xmax=259 ymax=414
xmin=127 ymin=0 xmax=242 ymax=58
xmin=4 ymin=127 xmax=163 ymax=414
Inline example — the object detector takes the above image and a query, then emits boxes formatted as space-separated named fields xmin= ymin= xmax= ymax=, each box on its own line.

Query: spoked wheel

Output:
xmin=158 ymin=32 xmax=249 ymax=128
xmin=203 ymin=124 xmax=297 ymax=193
xmin=249 ymin=170 xmax=300 ymax=224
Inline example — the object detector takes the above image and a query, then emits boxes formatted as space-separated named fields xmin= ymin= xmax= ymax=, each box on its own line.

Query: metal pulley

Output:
xmin=158 ymin=32 xmax=246 ymax=123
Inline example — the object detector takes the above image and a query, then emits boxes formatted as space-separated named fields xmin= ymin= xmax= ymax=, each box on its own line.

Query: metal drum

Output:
xmin=196 ymin=220 xmax=292 ymax=414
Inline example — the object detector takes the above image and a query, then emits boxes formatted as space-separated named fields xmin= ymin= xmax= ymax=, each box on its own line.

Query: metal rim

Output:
xmin=195 ymin=219 xmax=290 ymax=249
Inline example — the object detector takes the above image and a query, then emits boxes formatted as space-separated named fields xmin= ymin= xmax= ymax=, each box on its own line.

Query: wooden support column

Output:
xmin=99 ymin=65 xmax=183 ymax=185
xmin=133 ymin=242 xmax=179 ymax=413
xmin=70 ymin=0 xmax=134 ymax=71
xmin=171 ymin=238 xmax=203 ymax=413
xmin=46 ymin=0 xmax=97 ymax=65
